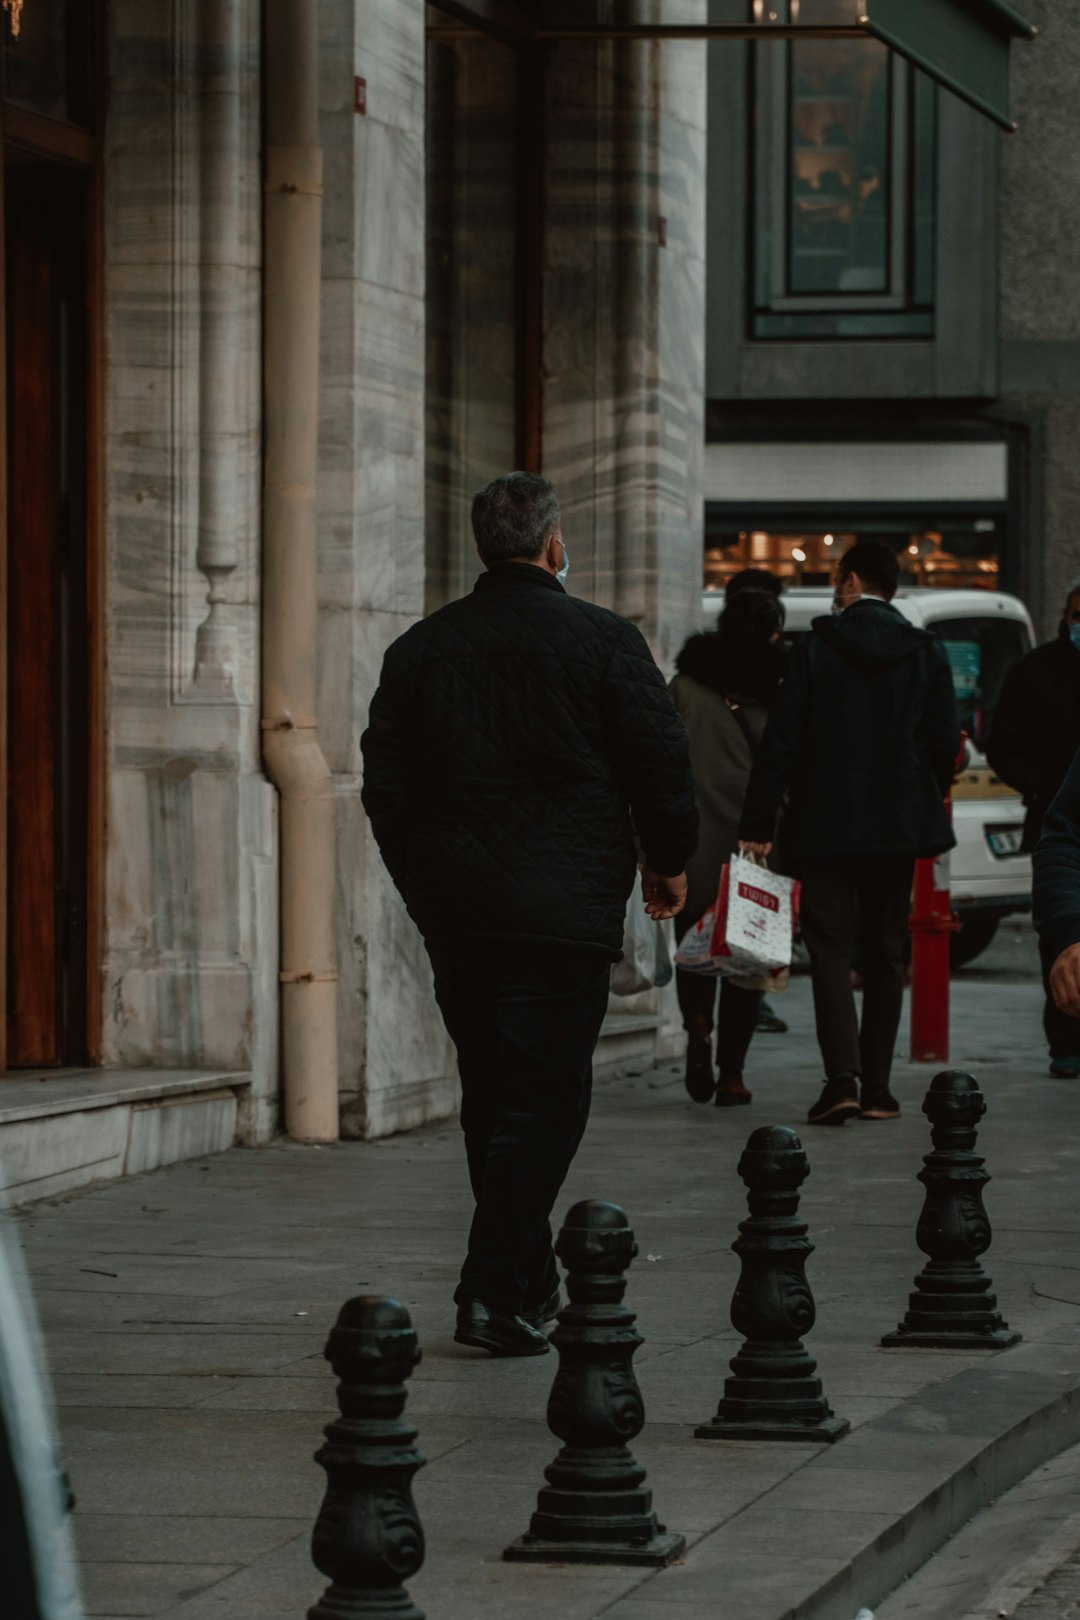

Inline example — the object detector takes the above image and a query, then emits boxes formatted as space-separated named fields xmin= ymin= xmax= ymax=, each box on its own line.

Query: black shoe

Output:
xmin=859 ymin=1088 xmax=901 ymax=1120
xmin=755 ymin=999 xmax=789 ymax=1034
xmin=522 ymin=1287 xmax=562 ymax=1328
xmin=685 ymin=1034 xmax=716 ymax=1103
xmin=454 ymin=1299 xmax=551 ymax=1357
xmin=807 ymin=1075 xmax=860 ymax=1126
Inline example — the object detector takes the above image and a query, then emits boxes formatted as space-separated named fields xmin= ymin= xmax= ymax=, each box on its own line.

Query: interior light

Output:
xmin=792 ymin=547 xmax=807 ymax=562
xmin=823 ymin=534 xmax=834 ymax=546
xmin=908 ymin=544 xmax=919 ymax=556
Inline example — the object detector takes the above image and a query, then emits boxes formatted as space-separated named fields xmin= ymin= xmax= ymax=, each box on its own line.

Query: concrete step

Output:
xmin=0 ymin=1068 xmax=251 ymax=1208
xmin=596 ymin=1011 xmax=663 ymax=1069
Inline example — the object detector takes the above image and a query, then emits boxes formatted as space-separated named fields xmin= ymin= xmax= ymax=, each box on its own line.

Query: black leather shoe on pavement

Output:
xmin=859 ymin=1089 xmax=901 ymax=1119
xmin=522 ymin=1287 xmax=562 ymax=1328
xmin=807 ymin=1075 xmax=861 ymax=1126
xmin=684 ymin=1033 xmax=716 ymax=1103
xmin=454 ymin=1299 xmax=551 ymax=1357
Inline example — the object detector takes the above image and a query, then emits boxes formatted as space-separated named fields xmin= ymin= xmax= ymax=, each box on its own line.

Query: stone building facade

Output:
xmin=0 ymin=0 xmax=706 ymax=1199
xmin=0 ymin=0 xmax=1052 ymax=1200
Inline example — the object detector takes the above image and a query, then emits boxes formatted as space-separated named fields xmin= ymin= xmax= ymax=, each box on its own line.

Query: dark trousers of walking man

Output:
xmin=799 ymin=856 xmax=914 ymax=1107
xmin=427 ymin=943 xmax=611 ymax=1318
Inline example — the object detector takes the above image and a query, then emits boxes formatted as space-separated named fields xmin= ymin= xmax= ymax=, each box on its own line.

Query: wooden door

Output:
xmin=5 ymin=159 xmax=89 ymax=1067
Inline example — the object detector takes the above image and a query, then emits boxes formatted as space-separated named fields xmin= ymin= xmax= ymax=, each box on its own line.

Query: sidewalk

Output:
xmin=16 ymin=923 xmax=1080 ymax=1620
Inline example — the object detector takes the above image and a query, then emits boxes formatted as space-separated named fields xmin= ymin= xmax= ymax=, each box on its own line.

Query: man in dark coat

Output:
xmin=739 ymin=540 xmax=959 ymax=1126
xmin=361 ymin=472 xmax=697 ymax=1357
xmin=1034 ymin=748 xmax=1080 ymax=1029
xmin=988 ymin=580 xmax=1080 ymax=1076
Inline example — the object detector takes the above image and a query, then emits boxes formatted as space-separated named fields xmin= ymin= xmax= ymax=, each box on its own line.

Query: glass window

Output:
xmin=2 ymin=0 xmax=94 ymax=128
xmin=704 ymin=518 xmax=1005 ymax=594
xmin=750 ymin=3 xmax=936 ymax=340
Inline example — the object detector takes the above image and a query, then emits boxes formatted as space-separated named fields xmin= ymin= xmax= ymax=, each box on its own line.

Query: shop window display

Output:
xmin=703 ymin=526 xmax=1002 ymax=595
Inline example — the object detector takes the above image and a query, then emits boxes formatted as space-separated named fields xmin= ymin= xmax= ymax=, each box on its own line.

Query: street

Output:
xmin=14 ymin=916 xmax=1080 ymax=1620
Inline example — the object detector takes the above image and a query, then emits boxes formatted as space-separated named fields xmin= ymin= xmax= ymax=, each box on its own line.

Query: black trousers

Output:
xmin=799 ymin=855 xmax=915 ymax=1091
xmin=1040 ymin=936 xmax=1080 ymax=1060
xmin=675 ymin=970 xmax=761 ymax=1074
xmin=427 ymin=940 xmax=611 ymax=1318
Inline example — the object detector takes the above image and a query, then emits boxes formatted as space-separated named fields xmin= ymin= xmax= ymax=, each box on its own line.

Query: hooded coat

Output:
xmin=669 ymin=631 xmax=784 ymax=931
xmin=739 ymin=598 xmax=959 ymax=865
xmin=987 ymin=624 xmax=1080 ymax=854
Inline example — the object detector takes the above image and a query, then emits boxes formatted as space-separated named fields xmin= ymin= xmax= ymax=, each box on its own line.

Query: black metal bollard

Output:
xmin=696 ymin=1125 xmax=848 ymax=1442
xmin=504 ymin=1200 xmax=685 ymax=1567
xmin=882 ymin=1070 xmax=1021 ymax=1350
xmin=309 ymin=1296 xmax=426 ymax=1620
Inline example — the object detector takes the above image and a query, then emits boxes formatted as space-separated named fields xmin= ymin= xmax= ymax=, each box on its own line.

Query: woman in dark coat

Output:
xmin=670 ymin=589 xmax=785 ymax=1106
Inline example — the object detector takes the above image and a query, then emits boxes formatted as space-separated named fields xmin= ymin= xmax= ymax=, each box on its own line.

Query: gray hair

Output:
xmin=1067 ymin=575 xmax=1080 ymax=605
xmin=471 ymin=472 xmax=561 ymax=566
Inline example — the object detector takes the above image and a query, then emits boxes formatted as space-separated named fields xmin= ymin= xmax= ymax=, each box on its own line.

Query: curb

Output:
xmin=625 ymin=1341 xmax=1080 ymax=1620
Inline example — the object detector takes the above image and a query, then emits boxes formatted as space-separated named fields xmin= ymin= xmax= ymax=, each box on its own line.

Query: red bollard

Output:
xmin=909 ymin=738 xmax=967 ymax=1062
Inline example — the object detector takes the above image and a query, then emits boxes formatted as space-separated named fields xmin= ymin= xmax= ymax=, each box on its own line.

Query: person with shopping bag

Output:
xmin=669 ymin=588 xmax=786 ymax=1105
xmin=361 ymin=473 xmax=697 ymax=1357
xmin=738 ymin=540 xmax=959 ymax=1126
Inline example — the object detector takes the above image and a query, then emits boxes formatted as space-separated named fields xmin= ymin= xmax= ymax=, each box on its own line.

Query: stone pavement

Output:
xmin=14 ymin=919 xmax=1080 ymax=1620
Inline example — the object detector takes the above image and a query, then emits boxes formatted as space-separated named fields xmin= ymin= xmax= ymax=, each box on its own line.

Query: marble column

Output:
xmin=543 ymin=0 xmax=708 ymax=673
xmin=425 ymin=31 xmax=520 ymax=614
xmin=318 ymin=0 xmax=456 ymax=1139
xmin=102 ymin=1 xmax=278 ymax=1138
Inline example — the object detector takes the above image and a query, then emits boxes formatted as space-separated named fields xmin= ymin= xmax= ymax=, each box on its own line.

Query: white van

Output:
xmin=702 ymin=587 xmax=1035 ymax=966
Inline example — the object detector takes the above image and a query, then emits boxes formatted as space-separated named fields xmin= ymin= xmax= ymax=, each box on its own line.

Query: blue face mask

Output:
xmin=556 ymin=542 xmax=570 ymax=585
xmin=1070 ymin=625 xmax=1080 ymax=652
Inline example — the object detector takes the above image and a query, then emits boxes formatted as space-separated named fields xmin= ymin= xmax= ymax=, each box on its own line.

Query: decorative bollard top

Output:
xmin=737 ymin=1125 xmax=809 ymax=1215
xmin=556 ymin=1200 xmax=639 ymax=1304
xmin=922 ymin=1070 xmax=986 ymax=1148
xmin=324 ymin=1295 xmax=422 ymax=1414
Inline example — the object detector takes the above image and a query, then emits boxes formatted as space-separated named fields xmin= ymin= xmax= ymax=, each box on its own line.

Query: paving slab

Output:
xmin=11 ymin=920 xmax=1080 ymax=1619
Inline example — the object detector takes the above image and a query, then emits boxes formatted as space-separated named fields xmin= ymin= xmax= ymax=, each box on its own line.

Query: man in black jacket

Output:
xmin=361 ymin=472 xmax=697 ymax=1357
xmin=739 ymin=540 xmax=959 ymax=1126
xmin=988 ymin=581 xmax=1080 ymax=1076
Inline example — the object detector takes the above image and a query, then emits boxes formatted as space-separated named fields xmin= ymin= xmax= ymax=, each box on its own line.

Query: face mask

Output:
xmin=1070 ymin=625 xmax=1080 ymax=652
xmin=556 ymin=542 xmax=570 ymax=584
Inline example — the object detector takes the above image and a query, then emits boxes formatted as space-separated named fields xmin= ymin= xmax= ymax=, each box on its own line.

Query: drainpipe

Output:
xmin=261 ymin=0 xmax=339 ymax=1143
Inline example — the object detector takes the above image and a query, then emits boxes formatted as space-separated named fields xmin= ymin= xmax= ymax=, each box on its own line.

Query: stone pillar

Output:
xmin=543 ymin=0 xmax=707 ymax=673
xmin=103 ymin=0 xmax=278 ymax=1136
xmin=317 ymin=0 xmax=456 ymax=1138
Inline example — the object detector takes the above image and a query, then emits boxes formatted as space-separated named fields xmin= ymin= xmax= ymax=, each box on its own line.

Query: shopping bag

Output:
xmin=610 ymin=876 xmax=657 ymax=996
xmin=711 ymin=854 xmax=800 ymax=978
xmin=672 ymin=902 xmax=725 ymax=977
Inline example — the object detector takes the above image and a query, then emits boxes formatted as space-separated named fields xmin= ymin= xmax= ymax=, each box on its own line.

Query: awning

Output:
xmin=858 ymin=0 xmax=1037 ymax=131
xmin=427 ymin=0 xmax=1037 ymax=132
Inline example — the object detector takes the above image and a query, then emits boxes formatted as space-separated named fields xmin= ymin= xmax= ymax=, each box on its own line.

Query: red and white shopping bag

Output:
xmin=710 ymin=854 xmax=800 ymax=977
xmin=673 ymin=902 xmax=724 ymax=976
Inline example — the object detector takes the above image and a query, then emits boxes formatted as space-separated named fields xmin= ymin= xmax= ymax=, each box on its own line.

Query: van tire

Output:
xmin=950 ymin=914 xmax=1000 ymax=970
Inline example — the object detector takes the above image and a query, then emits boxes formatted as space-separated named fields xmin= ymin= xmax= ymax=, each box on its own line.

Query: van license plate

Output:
xmin=986 ymin=826 xmax=1023 ymax=858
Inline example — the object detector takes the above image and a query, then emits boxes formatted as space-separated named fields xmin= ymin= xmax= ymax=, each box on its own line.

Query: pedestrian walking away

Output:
xmin=1034 ymin=748 xmax=1080 ymax=1049
xmin=670 ymin=588 xmax=786 ymax=1107
xmin=988 ymin=579 xmax=1080 ymax=1078
xmin=738 ymin=539 xmax=960 ymax=1126
xmin=360 ymin=472 xmax=698 ymax=1357
xmin=723 ymin=570 xmax=792 ymax=1040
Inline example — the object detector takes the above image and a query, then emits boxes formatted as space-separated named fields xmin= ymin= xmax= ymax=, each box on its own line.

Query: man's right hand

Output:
xmin=738 ymin=840 xmax=773 ymax=859
xmin=641 ymin=868 xmax=687 ymax=921
xmin=1051 ymin=942 xmax=1080 ymax=1017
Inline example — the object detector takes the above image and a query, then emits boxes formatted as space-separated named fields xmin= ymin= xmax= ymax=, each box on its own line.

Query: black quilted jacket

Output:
xmin=360 ymin=565 xmax=698 ymax=957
